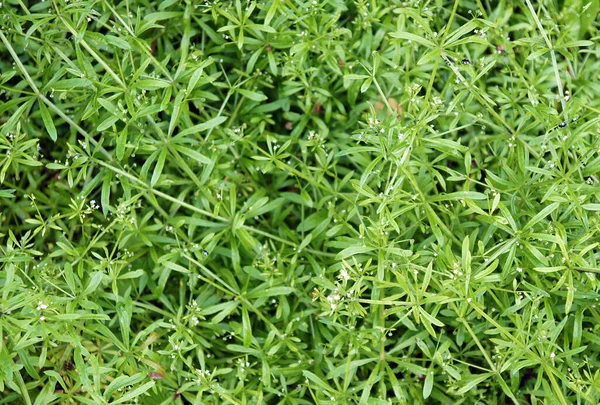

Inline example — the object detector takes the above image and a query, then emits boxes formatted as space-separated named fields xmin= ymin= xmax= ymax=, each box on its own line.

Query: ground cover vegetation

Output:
xmin=1 ymin=0 xmax=600 ymax=403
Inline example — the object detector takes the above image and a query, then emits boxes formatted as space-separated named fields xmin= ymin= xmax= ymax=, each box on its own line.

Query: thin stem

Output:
xmin=524 ymin=0 xmax=566 ymax=115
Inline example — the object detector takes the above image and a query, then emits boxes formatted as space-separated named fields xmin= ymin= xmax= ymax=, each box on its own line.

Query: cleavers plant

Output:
xmin=1 ymin=0 xmax=600 ymax=404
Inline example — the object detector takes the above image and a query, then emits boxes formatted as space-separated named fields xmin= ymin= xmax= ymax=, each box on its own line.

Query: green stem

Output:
xmin=524 ymin=0 xmax=566 ymax=115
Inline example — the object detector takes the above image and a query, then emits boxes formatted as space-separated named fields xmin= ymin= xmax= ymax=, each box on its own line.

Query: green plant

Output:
xmin=1 ymin=0 xmax=600 ymax=404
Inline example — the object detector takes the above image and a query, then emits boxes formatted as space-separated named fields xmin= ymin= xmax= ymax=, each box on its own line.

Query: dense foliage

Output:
xmin=1 ymin=0 xmax=600 ymax=403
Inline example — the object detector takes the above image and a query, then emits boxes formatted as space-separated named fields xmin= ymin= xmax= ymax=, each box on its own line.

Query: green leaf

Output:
xmin=163 ymin=260 xmax=190 ymax=273
xmin=176 ymin=116 xmax=228 ymax=136
xmin=151 ymin=149 xmax=167 ymax=186
xmin=247 ymin=286 xmax=295 ymax=298
xmin=580 ymin=0 xmax=599 ymax=38
xmin=118 ymin=269 xmax=146 ymax=279
xmin=174 ymin=145 xmax=212 ymax=165
xmin=302 ymin=370 xmax=334 ymax=391
xmin=97 ymin=98 xmax=119 ymax=115
xmin=33 ymin=382 xmax=57 ymax=405
xmin=335 ymin=245 xmax=375 ymax=260
xmin=134 ymin=79 xmax=172 ymax=90
xmin=144 ymin=11 xmax=183 ymax=21
xmin=423 ymin=371 xmax=434 ymax=399
xmin=168 ymin=89 xmax=186 ymax=136
xmin=242 ymin=306 xmax=252 ymax=347
xmin=97 ymin=115 xmax=119 ymax=132
xmin=39 ymin=101 xmax=57 ymax=141
xmin=101 ymin=171 xmax=112 ymax=216
xmin=104 ymin=35 xmax=131 ymax=50
xmin=265 ymin=0 xmax=279 ymax=25
xmin=455 ymin=373 xmax=495 ymax=395
xmin=344 ymin=74 xmax=370 ymax=80
xmin=207 ymin=301 xmax=239 ymax=323
xmin=226 ymin=344 xmax=260 ymax=355
xmin=109 ymin=381 xmax=154 ymax=405
xmin=297 ymin=210 xmax=328 ymax=232
xmin=187 ymin=62 xmax=211 ymax=94
xmin=430 ymin=191 xmax=487 ymax=202
xmin=116 ymin=126 xmax=127 ymax=161
xmin=104 ymin=374 xmax=146 ymax=399
xmin=444 ymin=20 xmax=479 ymax=46
xmin=524 ymin=202 xmax=559 ymax=230
xmin=0 ymin=189 xmax=15 ymax=198
xmin=419 ymin=307 xmax=444 ymax=327
xmin=326 ymin=358 xmax=376 ymax=379
xmin=237 ymin=88 xmax=267 ymax=102
xmin=389 ymin=31 xmax=435 ymax=48
xmin=1 ymin=98 xmax=32 ymax=136
xmin=82 ymin=272 xmax=104 ymax=296
xmin=534 ymin=266 xmax=566 ymax=273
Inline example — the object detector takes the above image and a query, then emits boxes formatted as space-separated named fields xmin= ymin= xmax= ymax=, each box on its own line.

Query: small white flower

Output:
xmin=516 ymin=267 xmax=522 ymax=273
xmin=326 ymin=294 xmax=340 ymax=303
xmin=338 ymin=269 xmax=350 ymax=281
